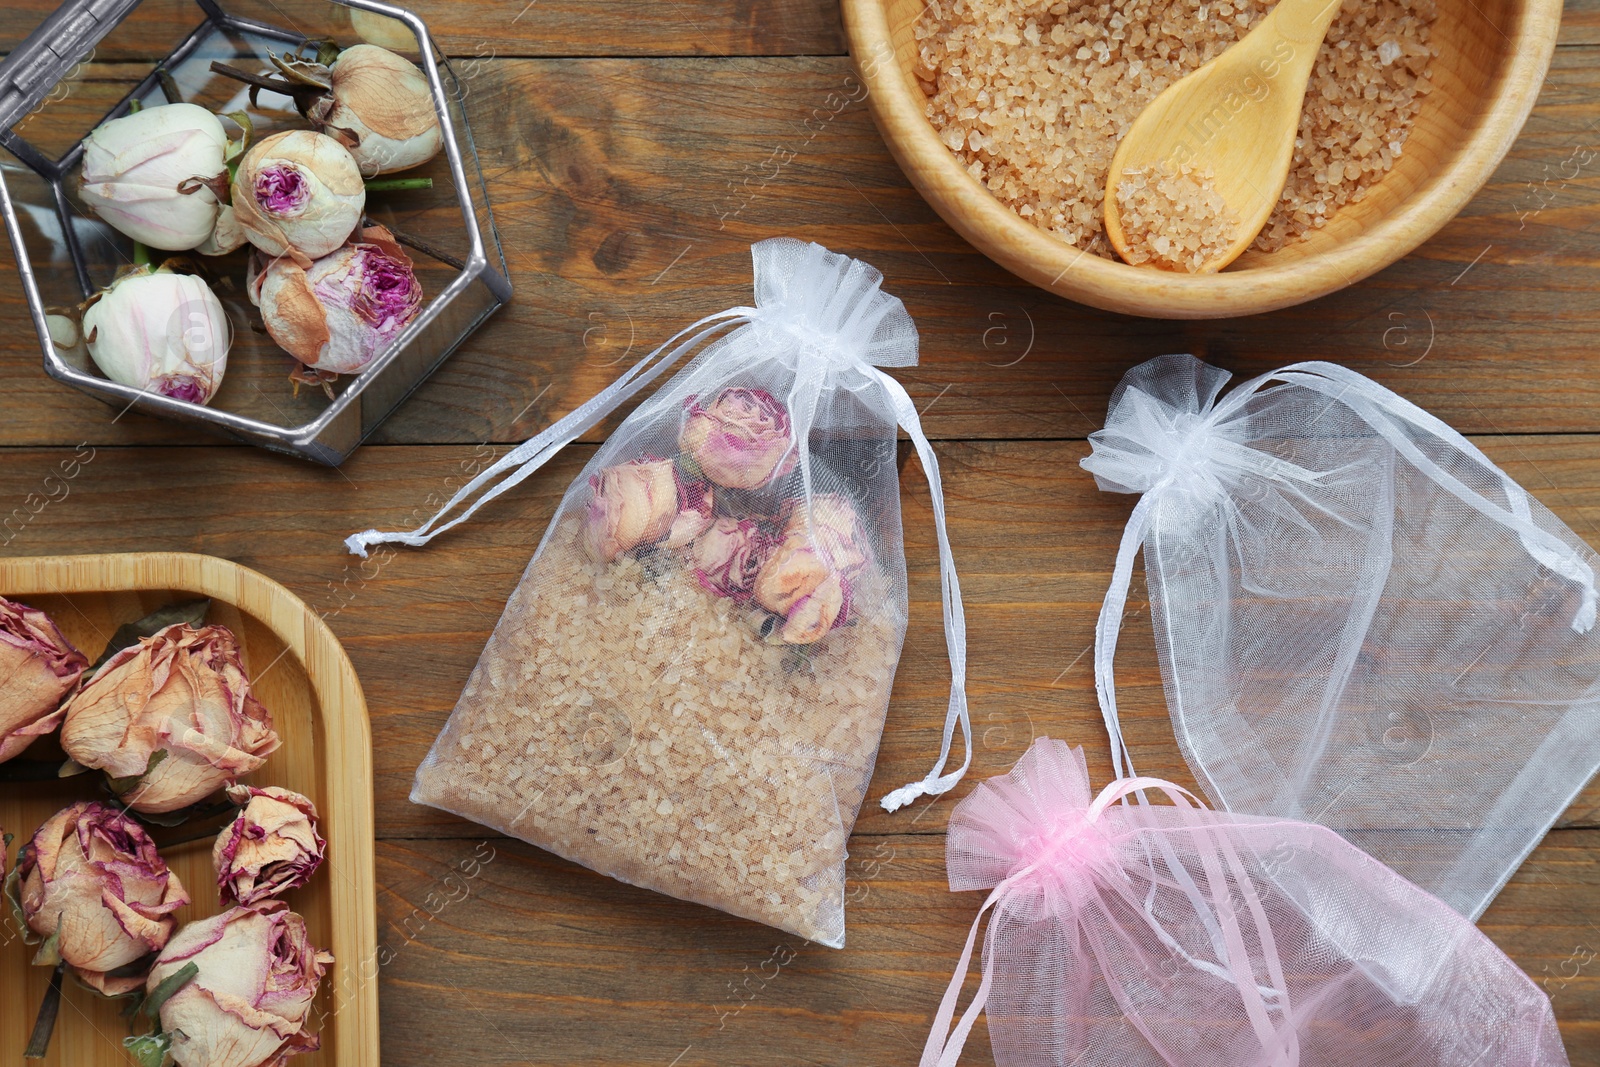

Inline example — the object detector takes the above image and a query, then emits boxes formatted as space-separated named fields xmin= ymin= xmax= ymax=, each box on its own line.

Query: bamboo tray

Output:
xmin=0 ymin=553 xmax=377 ymax=1067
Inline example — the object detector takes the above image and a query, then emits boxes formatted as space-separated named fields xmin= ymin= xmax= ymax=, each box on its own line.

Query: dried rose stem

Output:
xmin=207 ymin=61 xmax=306 ymax=99
xmin=156 ymin=67 xmax=183 ymax=105
xmin=365 ymin=178 xmax=434 ymax=192
xmin=23 ymin=962 xmax=65 ymax=1059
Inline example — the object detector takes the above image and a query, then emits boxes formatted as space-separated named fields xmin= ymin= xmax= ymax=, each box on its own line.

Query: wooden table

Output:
xmin=4 ymin=1 xmax=1600 ymax=1063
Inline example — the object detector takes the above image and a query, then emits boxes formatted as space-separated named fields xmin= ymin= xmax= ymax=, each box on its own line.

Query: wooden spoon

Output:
xmin=1104 ymin=0 xmax=1342 ymax=273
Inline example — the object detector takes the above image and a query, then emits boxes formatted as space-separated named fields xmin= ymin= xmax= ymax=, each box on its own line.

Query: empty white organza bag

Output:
xmin=918 ymin=737 xmax=1569 ymax=1067
xmin=346 ymin=239 xmax=970 ymax=947
xmin=1082 ymin=354 xmax=1600 ymax=919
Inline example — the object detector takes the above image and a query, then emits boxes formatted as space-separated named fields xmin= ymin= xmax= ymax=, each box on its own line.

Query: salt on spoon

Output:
xmin=1103 ymin=0 xmax=1344 ymax=274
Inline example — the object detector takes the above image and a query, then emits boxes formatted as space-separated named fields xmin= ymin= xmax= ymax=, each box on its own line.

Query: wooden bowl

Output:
xmin=0 ymin=553 xmax=377 ymax=1067
xmin=842 ymin=0 xmax=1562 ymax=319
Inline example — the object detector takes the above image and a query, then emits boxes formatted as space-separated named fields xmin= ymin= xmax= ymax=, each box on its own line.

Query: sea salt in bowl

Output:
xmin=842 ymin=0 xmax=1561 ymax=319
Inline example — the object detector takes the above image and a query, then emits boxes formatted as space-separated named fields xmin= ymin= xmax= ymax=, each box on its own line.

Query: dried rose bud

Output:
xmin=78 ymin=103 xmax=228 ymax=251
xmin=147 ymin=900 xmax=332 ymax=1067
xmin=81 ymin=265 xmax=231 ymax=405
xmin=250 ymin=224 xmax=422 ymax=376
xmin=0 ymin=596 xmax=88 ymax=762
xmin=308 ymin=44 xmax=442 ymax=175
xmin=691 ymin=517 xmax=773 ymax=601
xmin=679 ymin=388 xmax=798 ymax=490
xmin=60 ymin=623 xmax=280 ymax=814
xmin=232 ymin=130 xmax=365 ymax=268
xmin=214 ymin=785 xmax=326 ymax=906
xmin=753 ymin=495 xmax=871 ymax=643
xmin=780 ymin=571 xmax=847 ymax=644
xmin=196 ymin=203 xmax=247 ymax=257
xmin=12 ymin=801 xmax=189 ymax=995
xmin=662 ymin=479 xmax=715 ymax=549
xmin=582 ymin=457 xmax=682 ymax=563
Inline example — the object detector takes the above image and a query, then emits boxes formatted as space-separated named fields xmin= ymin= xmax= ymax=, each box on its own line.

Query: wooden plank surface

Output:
xmin=3 ymin=0 xmax=1600 ymax=1063
xmin=6 ymin=50 xmax=1600 ymax=448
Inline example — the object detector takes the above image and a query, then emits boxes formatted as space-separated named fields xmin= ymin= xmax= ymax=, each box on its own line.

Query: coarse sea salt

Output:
xmin=915 ymin=0 xmax=1439 ymax=266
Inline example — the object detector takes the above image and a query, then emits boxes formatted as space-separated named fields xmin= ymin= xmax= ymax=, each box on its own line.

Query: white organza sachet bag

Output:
xmin=347 ymin=239 xmax=970 ymax=946
xmin=1083 ymin=354 xmax=1600 ymax=919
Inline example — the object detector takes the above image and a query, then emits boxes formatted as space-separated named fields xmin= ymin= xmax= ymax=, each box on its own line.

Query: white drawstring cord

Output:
xmin=877 ymin=370 xmax=971 ymax=813
xmin=344 ymin=308 xmax=757 ymax=557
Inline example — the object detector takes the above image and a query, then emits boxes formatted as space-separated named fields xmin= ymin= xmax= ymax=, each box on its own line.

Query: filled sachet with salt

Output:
xmin=1081 ymin=353 xmax=1600 ymax=920
xmin=918 ymin=736 xmax=1568 ymax=1067
xmin=345 ymin=238 xmax=970 ymax=947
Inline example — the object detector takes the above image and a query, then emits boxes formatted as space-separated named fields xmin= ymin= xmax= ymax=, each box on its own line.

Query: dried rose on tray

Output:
xmin=214 ymin=784 xmax=326 ymax=906
xmin=60 ymin=622 xmax=280 ymax=814
xmin=5 ymin=801 xmax=189 ymax=995
xmin=0 ymin=595 xmax=88 ymax=762
xmin=144 ymin=900 xmax=333 ymax=1067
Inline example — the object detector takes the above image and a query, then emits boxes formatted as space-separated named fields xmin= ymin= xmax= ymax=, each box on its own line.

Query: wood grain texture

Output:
xmin=366 ymin=829 xmax=1600 ymax=1065
xmin=8 ymin=53 xmax=1600 ymax=449
xmin=0 ymin=0 xmax=846 ymax=60
xmin=0 ymin=554 xmax=377 ymax=1067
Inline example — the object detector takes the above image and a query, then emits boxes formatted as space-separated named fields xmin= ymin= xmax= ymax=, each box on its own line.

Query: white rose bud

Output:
xmin=232 ymin=130 xmax=365 ymax=268
xmin=78 ymin=103 xmax=228 ymax=251
xmin=309 ymin=45 xmax=442 ymax=175
xmin=250 ymin=225 xmax=423 ymax=376
xmin=81 ymin=267 xmax=231 ymax=405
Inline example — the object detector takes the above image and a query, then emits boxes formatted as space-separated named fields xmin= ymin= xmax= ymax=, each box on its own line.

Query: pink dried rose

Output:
xmin=663 ymin=478 xmax=715 ymax=549
xmin=0 ymin=596 xmax=88 ymax=762
xmin=215 ymin=785 xmax=326 ymax=906
xmin=60 ymin=623 xmax=280 ymax=814
xmin=777 ymin=572 xmax=848 ymax=645
xmin=752 ymin=495 xmax=871 ymax=643
xmin=232 ymin=130 xmax=365 ymax=268
xmin=679 ymin=388 xmax=798 ymax=490
xmin=250 ymin=224 xmax=423 ymax=377
xmin=146 ymin=900 xmax=333 ymax=1067
xmin=301 ymin=44 xmax=443 ymax=175
xmin=691 ymin=517 xmax=773 ymax=601
xmin=10 ymin=801 xmax=189 ymax=995
xmin=583 ymin=457 xmax=712 ymax=563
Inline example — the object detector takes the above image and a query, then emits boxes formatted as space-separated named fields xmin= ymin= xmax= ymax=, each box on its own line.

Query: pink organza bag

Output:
xmin=919 ymin=737 xmax=1568 ymax=1067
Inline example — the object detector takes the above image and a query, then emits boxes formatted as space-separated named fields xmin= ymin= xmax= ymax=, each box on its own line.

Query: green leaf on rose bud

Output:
xmin=142 ymin=962 xmax=198 ymax=1020
xmin=313 ymin=37 xmax=342 ymax=66
xmin=107 ymin=748 xmax=168 ymax=796
xmin=93 ymin=599 xmax=210 ymax=670
xmin=674 ymin=453 xmax=706 ymax=486
xmin=31 ymin=928 xmax=61 ymax=968
xmin=58 ymin=759 xmax=90 ymax=778
xmin=222 ymin=110 xmax=254 ymax=166
xmin=124 ymin=1031 xmax=173 ymax=1067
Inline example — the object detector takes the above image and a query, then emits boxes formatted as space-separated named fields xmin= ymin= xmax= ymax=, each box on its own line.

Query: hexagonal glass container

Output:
xmin=0 ymin=0 xmax=510 ymax=464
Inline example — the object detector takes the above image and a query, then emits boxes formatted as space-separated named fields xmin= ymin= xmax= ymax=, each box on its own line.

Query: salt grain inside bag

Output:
xmin=919 ymin=737 xmax=1569 ymax=1067
xmin=346 ymin=239 xmax=970 ymax=946
xmin=1083 ymin=354 xmax=1600 ymax=920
